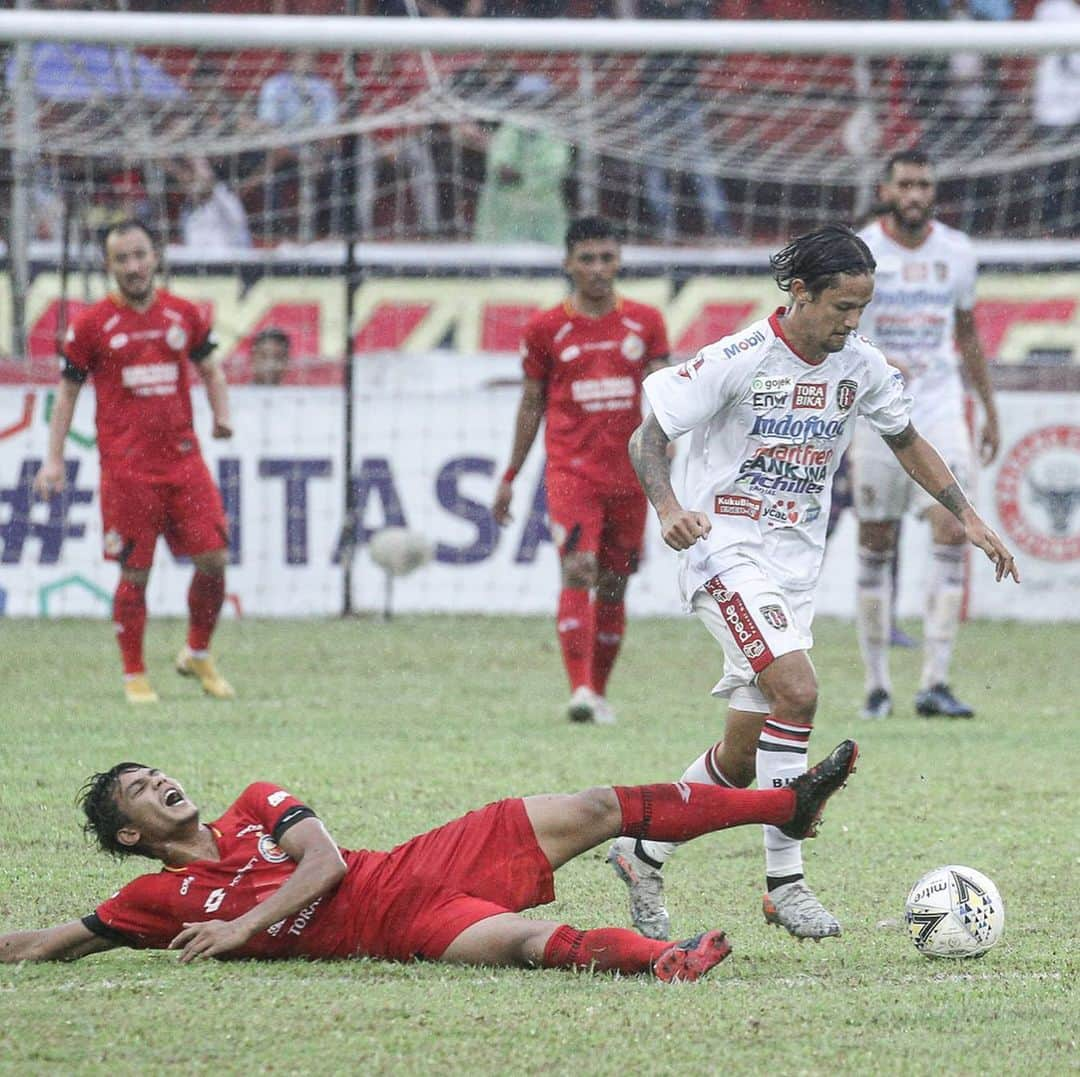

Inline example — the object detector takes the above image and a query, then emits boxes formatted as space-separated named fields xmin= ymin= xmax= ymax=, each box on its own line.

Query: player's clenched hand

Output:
xmin=964 ymin=516 xmax=1020 ymax=583
xmin=979 ymin=413 xmax=1000 ymax=466
xmin=32 ymin=460 xmax=66 ymax=499
xmin=212 ymin=421 xmax=233 ymax=439
xmin=169 ymin=919 xmax=251 ymax=963
xmin=492 ymin=481 xmax=513 ymax=526
xmin=658 ymin=508 xmax=711 ymax=551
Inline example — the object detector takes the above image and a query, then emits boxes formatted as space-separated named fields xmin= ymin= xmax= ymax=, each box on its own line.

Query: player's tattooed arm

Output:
xmin=934 ymin=482 xmax=972 ymax=520
xmin=881 ymin=422 xmax=918 ymax=452
xmin=629 ymin=416 xmax=711 ymax=551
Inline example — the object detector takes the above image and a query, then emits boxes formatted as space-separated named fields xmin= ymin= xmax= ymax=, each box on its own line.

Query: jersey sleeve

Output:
xmin=954 ymin=235 xmax=978 ymax=312
xmin=643 ymin=348 xmax=748 ymax=440
xmin=857 ymin=349 xmax=913 ymax=438
xmin=60 ymin=309 xmax=98 ymax=383
xmin=520 ymin=316 xmax=552 ymax=383
xmin=645 ymin=307 xmax=671 ymax=363
xmin=92 ymin=874 xmax=184 ymax=949
xmin=235 ymin=782 xmax=318 ymax=843
xmin=187 ymin=303 xmax=218 ymax=363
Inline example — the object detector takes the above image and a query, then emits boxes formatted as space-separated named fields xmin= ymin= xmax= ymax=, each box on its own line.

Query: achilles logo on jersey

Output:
xmin=165 ymin=323 xmax=188 ymax=351
xmin=836 ymin=379 xmax=858 ymax=411
xmin=714 ymin=493 xmax=762 ymax=520
xmin=750 ymin=414 xmax=847 ymax=443
xmin=722 ymin=328 xmax=766 ymax=359
xmin=793 ymin=383 xmax=826 ymax=410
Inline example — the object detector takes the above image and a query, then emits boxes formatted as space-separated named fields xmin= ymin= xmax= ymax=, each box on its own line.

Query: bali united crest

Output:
xmin=759 ymin=604 xmax=789 ymax=631
xmin=836 ymin=379 xmax=857 ymax=412
xmin=995 ymin=424 xmax=1080 ymax=562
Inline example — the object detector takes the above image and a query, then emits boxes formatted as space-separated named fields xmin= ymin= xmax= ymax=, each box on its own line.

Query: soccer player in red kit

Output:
xmin=0 ymin=741 xmax=857 ymax=979
xmin=493 ymin=217 xmax=670 ymax=725
xmin=33 ymin=219 xmax=235 ymax=705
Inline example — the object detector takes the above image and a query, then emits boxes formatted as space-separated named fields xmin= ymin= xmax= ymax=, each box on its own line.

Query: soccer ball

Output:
xmin=904 ymin=865 xmax=1005 ymax=959
xmin=369 ymin=527 xmax=434 ymax=577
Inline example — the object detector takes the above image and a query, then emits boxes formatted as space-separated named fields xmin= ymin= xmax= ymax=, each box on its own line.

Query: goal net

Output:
xmin=3 ymin=11 xmax=1080 ymax=252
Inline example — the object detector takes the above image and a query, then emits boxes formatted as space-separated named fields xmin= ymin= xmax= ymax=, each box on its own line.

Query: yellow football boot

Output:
xmin=124 ymin=674 xmax=159 ymax=705
xmin=175 ymin=646 xmax=235 ymax=700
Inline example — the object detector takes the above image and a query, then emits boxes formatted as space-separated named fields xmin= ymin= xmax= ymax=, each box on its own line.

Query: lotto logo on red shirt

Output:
xmin=793 ymin=382 xmax=826 ymax=410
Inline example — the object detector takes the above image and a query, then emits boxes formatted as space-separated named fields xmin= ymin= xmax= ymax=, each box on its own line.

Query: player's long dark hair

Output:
xmin=79 ymin=762 xmax=150 ymax=859
xmin=770 ymin=224 xmax=876 ymax=298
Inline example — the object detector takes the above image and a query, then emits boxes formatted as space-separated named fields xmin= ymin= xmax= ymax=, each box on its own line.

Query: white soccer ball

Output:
xmin=368 ymin=527 xmax=434 ymax=578
xmin=905 ymin=865 xmax=1005 ymax=959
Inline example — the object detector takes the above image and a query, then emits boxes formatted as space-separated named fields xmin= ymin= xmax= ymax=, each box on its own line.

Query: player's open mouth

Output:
xmin=163 ymin=789 xmax=185 ymax=807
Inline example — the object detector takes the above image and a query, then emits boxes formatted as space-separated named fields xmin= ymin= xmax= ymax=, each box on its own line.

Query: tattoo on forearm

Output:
xmin=630 ymin=421 xmax=674 ymax=509
xmin=935 ymin=482 xmax=971 ymax=520
xmin=882 ymin=423 xmax=917 ymax=451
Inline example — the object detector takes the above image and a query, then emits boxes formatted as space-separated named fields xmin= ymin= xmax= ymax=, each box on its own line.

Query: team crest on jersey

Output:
xmin=934 ymin=261 xmax=949 ymax=282
xmin=258 ymin=834 xmax=290 ymax=864
xmin=759 ymin=604 xmax=789 ymax=631
xmin=559 ymin=345 xmax=581 ymax=364
xmin=621 ymin=332 xmax=645 ymax=362
xmin=109 ymin=333 xmax=129 ymax=350
xmin=836 ymin=379 xmax=857 ymax=412
xmin=165 ymin=323 xmax=188 ymax=351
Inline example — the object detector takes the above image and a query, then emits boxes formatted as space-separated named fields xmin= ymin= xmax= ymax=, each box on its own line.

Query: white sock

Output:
xmin=922 ymin=542 xmax=965 ymax=689
xmin=856 ymin=545 xmax=893 ymax=694
xmin=757 ymin=718 xmax=810 ymax=878
xmin=637 ymin=742 xmax=735 ymax=866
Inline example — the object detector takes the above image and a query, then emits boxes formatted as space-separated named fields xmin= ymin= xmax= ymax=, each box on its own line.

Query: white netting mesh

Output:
xmin=2 ymin=14 xmax=1079 ymax=245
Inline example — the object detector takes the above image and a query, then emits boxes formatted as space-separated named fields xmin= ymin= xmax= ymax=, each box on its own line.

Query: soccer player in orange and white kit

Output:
xmin=493 ymin=217 xmax=670 ymax=725
xmin=33 ymin=219 xmax=235 ymax=705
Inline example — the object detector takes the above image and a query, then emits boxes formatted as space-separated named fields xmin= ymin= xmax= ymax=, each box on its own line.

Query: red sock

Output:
xmin=542 ymin=924 xmax=669 ymax=975
xmin=187 ymin=570 xmax=225 ymax=652
xmin=592 ymin=600 xmax=625 ymax=696
xmin=114 ymin=580 xmax=147 ymax=676
xmin=613 ymin=781 xmax=794 ymax=842
xmin=556 ymin=588 xmax=594 ymax=691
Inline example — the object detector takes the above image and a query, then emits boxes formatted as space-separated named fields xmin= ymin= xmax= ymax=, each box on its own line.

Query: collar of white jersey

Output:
xmin=768 ymin=308 xmax=828 ymax=368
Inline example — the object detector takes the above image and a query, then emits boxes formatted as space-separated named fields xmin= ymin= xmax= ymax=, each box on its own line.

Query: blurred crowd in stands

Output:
xmin=5 ymin=0 xmax=1078 ymax=246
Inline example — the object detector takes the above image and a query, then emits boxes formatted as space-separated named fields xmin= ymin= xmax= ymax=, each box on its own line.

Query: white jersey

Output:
xmin=644 ymin=309 xmax=911 ymax=600
xmin=857 ymin=218 xmax=976 ymax=431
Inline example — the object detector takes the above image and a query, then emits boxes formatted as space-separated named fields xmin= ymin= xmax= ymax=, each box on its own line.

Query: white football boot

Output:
xmin=762 ymin=880 xmax=841 ymax=939
xmin=607 ymin=836 xmax=671 ymax=941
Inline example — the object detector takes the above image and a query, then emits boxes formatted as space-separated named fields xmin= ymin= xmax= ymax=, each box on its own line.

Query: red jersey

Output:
xmin=522 ymin=296 xmax=669 ymax=491
xmin=62 ymin=289 xmax=216 ymax=478
xmin=86 ymin=782 xmax=374 ymax=960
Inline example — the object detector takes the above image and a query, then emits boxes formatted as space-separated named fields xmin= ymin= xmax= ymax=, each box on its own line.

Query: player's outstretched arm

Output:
xmin=168 ymin=817 xmax=346 ymax=964
xmin=0 ymin=920 xmax=118 ymax=963
xmin=32 ymin=378 xmax=82 ymax=498
xmin=493 ymin=376 xmax=545 ymax=526
xmin=883 ymin=423 xmax=1019 ymax=583
xmin=629 ymin=414 xmax=711 ymax=551
xmin=197 ymin=359 xmax=233 ymax=439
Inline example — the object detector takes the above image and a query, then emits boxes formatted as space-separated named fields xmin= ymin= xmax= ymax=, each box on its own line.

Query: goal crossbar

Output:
xmin=2 ymin=11 xmax=1080 ymax=56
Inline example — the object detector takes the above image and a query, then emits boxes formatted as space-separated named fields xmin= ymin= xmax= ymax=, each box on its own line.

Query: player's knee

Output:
xmin=561 ymin=554 xmax=597 ymax=591
xmin=769 ymin=679 xmax=818 ymax=723
xmin=858 ymin=521 xmax=897 ymax=553
xmin=193 ymin=549 xmax=228 ymax=576
xmin=572 ymin=787 xmax=621 ymax=832
xmin=120 ymin=569 xmax=150 ymax=588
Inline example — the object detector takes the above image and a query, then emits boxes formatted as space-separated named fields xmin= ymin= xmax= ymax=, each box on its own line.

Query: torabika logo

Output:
xmin=995 ymin=425 xmax=1080 ymax=562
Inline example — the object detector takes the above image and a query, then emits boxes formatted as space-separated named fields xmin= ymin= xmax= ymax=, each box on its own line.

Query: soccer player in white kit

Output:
xmin=853 ymin=150 xmax=1001 ymax=720
xmin=607 ymin=225 xmax=1018 ymax=941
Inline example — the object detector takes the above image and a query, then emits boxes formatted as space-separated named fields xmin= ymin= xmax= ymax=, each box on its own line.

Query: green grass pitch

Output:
xmin=1 ymin=614 xmax=1076 ymax=1074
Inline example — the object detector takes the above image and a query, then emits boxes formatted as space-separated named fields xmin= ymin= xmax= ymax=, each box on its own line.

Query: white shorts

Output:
xmin=852 ymin=417 xmax=973 ymax=522
xmin=692 ymin=565 xmax=815 ymax=715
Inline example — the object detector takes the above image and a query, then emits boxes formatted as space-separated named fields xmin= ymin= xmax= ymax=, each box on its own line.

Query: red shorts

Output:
xmin=545 ymin=470 xmax=646 ymax=576
xmin=99 ymin=455 xmax=228 ymax=571
xmin=344 ymin=798 xmax=556 ymax=963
